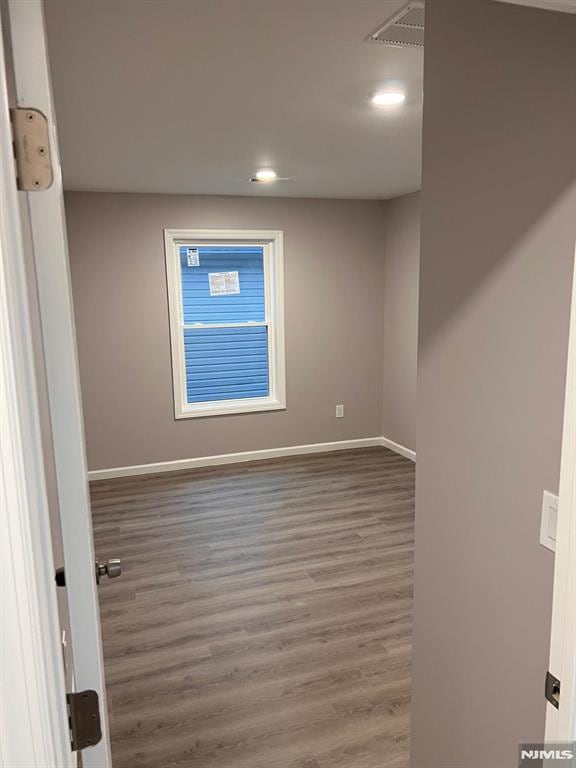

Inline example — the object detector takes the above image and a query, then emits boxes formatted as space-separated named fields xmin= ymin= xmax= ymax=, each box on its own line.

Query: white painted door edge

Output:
xmin=545 ymin=242 xmax=576 ymax=742
xmin=87 ymin=436 xmax=415 ymax=481
xmin=0 ymin=11 xmax=71 ymax=765
xmin=6 ymin=2 xmax=111 ymax=765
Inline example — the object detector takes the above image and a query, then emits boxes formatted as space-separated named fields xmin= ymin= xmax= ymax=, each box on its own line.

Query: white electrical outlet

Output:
xmin=540 ymin=490 xmax=559 ymax=552
xmin=336 ymin=404 xmax=344 ymax=418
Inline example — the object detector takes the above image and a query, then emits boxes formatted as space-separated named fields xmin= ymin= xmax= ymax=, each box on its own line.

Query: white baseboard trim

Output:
xmin=378 ymin=436 xmax=416 ymax=462
xmin=88 ymin=437 xmax=389 ymax=481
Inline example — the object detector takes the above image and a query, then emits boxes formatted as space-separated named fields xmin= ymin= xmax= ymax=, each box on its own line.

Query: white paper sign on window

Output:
xmin=208 ymin=271 xmax=241 ymax=296
xmin=186 ymin=247 xmax=200 ymax=266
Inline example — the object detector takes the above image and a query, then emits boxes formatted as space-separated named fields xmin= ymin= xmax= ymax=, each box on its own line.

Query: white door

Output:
xmin=1 ymin=1 xmax=112 ymax=765
xmin=545 ymin=244 xmax=576 ymax=743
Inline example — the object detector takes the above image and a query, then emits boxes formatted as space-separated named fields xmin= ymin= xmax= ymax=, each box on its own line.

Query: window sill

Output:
xmin=175 ymin=397 xmax=286 ymax=420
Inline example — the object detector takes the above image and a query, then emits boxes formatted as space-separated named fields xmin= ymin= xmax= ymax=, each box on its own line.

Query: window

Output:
xmin=164 ymin=229 xmax=286 ymax=418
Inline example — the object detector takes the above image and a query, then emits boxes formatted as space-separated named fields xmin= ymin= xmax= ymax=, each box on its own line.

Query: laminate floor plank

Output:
xmin=91 ymin=447 xmax=414 ymax=768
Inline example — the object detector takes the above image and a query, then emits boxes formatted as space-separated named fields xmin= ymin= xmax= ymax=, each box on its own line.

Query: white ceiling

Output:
xmin=44 ymin=0 xmax=423 ymax=200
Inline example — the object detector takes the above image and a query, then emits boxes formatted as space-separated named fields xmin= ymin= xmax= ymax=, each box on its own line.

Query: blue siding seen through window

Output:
xmin=183 ymin=327 xmax=269 ymax=402
xmin=179 ymin=246 xmax=265 ymax=324
xmin=179 ymin=246 xmax=269 ymax=404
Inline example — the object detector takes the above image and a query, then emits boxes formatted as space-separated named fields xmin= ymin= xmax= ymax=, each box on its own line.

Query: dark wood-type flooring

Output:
xmin=90 ymin=447 xmax=415 ymax=768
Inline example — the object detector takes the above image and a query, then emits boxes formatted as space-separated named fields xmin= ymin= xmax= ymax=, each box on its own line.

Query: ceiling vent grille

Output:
xmin=366 ymin=1 xmax=425 ymax=48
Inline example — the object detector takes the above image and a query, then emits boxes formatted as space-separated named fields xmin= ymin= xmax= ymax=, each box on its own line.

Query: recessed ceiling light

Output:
xmin=248 ymin=169 xmax=291 ymax=184
xmin=254 ymin=169 xmax=278 ymax=182
xmin=372 ymin=91 xmax=406 ymax=107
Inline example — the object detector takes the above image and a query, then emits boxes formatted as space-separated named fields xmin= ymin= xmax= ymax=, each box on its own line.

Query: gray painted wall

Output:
xmin=66 ymin=193 xmax=392 ymax=470
xmin=382 ymin=193 xmax=420 ymax=451
xmin=412 ymin=2 xmax=576 ymax=767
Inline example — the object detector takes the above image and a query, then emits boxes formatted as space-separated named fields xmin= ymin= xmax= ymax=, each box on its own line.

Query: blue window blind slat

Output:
xmin=181 ymin=280 xmax=270 ymax=406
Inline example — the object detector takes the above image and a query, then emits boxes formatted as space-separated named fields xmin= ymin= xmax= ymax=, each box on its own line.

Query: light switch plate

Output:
xmin=540 ymin=490 xmax=559 ymax=552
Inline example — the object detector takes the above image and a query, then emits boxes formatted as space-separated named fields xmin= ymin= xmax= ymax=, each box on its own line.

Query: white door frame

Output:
xmin=1 ymin=1 xmax=111 ymax=765
xmin=545 ymin=242 xmax=576 ymax=742
xmin=0 ymin=10 xmax=71 ymax=765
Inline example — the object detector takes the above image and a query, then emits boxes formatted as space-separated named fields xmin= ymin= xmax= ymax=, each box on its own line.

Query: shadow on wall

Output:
xmin=419 ymin=0 xmax=576 ymax=349
xmin=412 ymin=1 xmax=576 ymax=767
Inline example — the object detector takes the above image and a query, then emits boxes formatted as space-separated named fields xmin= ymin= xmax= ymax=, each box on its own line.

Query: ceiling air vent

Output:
xmin=366 ymin=1 xmax=425 ymax=49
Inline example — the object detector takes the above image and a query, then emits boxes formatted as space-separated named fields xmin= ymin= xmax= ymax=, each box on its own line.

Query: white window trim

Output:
xmin=164 ymin=228 xmax=286 ymax=419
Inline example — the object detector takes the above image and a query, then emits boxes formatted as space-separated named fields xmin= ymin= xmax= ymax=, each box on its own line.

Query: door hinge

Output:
xmin=10 ymin=107 xmax=53 ymax=191
xmin=545 ymin=670 xmax=561 ymax=709
xmin=67 ymin=690 xmax=102 ymax=751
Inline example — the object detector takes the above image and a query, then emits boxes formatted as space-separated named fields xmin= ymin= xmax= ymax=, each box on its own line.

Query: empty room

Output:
xmin=47 ymin=1 xmax=421 ymax=766
xmin=2 ymin=2 xmax=576 ymax=768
